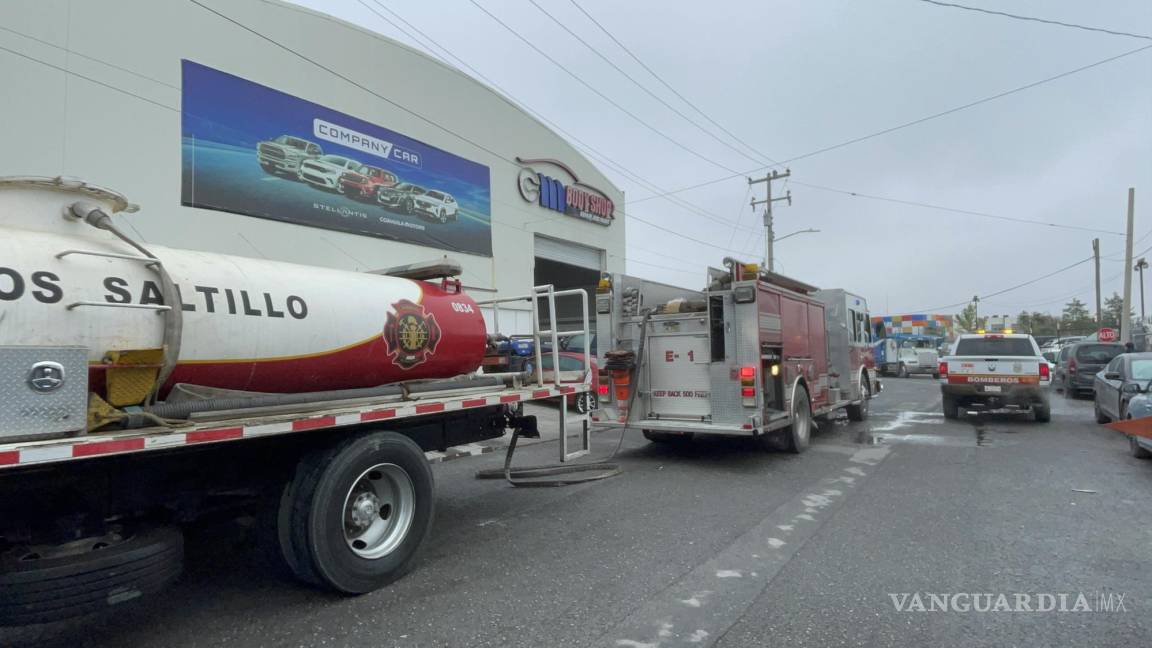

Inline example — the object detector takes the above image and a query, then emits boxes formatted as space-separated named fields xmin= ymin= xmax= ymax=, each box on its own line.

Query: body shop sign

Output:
xmin=180 ymin=61 xmax=493 ymax=257
xmin=516 ymin=158 xmax=615 ymax=226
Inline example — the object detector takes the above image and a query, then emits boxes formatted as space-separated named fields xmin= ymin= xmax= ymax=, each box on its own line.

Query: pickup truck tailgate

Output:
xmin=945 ymin=356 xmax=1042 ymax=385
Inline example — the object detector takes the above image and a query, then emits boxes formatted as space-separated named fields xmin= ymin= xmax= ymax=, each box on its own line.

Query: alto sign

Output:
xmin=1098 ymin=327 xmax=1119 ymax=342
xmin=516 ymin=157 xmax=615 ymax=226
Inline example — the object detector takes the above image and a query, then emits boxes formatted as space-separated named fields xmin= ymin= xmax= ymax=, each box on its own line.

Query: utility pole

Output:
xmin=972 ymin=295 xmax=980 ymax=331
xmin=1092 ymin=238 xmax=1102 ymax=323
xmin=748 ymin=169 xmax=791 ymax=273
xmin=1122 ymin=188 xmax=1136 ymax=344
xmin=1136 ymin=257 xmax=1148 ymax=323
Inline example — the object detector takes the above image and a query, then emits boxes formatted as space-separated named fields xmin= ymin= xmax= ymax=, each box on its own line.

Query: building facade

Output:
xmin=0 ymin=0 xmax=625 ymax=333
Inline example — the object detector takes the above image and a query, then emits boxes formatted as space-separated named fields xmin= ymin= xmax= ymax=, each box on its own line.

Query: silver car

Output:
xmin=1094 ymin=352 xmax=1152 ymax=424
xmin=1115 ymin=364 xmax=1152 ymax=460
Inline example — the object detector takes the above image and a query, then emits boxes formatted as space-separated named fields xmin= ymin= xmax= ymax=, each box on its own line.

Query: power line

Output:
xmin=0 ymin=44 xmax=177 ymax=112
xmin=358 ymin=0 xmax=761 ymax=236
xmin=910 ymin=256 xmax=1095 ymax=312
xmin=526 ymin=0 xmax=776 ymax=169
xmin=793 ymin=181 xmax=1125 ymax=236
xmin=465 ymin=0 xmax=744 ymax=175
xmin=915 ymin=0 xmax=1152 ymax=41
xmin=631 ymin=43 xmax=1152 ymax=203
xmin=566 ymin=0 xmax=773 ymax=166
xmin=0 ymin=24 xmax=179 ymax=89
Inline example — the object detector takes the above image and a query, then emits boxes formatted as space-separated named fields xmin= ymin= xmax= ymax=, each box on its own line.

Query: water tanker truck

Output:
xmin=0 ymin=177 xmax=594 ymax=626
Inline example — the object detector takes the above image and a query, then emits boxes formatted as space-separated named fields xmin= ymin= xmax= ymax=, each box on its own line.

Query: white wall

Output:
xmin=0 ymin=0 xmax=625 ymax=316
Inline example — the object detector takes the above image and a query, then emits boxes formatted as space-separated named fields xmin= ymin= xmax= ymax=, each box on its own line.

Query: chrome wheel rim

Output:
xmin=342 ymin=463 xmax=415 ymax=560
xmin=794 ymin=393 xmax=811 ymax=444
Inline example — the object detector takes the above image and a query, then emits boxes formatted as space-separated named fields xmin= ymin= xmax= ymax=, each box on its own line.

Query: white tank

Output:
xmin=0 ymin=177 xmax=487 ymax=395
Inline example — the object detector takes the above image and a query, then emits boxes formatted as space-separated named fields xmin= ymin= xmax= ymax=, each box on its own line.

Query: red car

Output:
xmin=338 ymin=165 xmax=398 ymax=199
xmin=533 ymin=351 xmax=601 ymax=413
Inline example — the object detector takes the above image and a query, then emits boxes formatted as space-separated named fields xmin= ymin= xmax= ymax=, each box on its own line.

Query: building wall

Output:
xmin=0 ymin=0 xmax=625 ymax=327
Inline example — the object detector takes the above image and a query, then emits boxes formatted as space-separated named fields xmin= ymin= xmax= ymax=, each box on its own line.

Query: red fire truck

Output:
xmin=594 ymin=258 xmax=881 ymax=452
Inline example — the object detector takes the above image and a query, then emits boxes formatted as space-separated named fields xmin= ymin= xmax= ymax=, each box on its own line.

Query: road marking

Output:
xmin=599 ymin=445 xmax=891 ymax=647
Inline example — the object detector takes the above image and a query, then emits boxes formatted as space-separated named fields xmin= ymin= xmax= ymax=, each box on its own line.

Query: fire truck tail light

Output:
xmin=770 ymin=364 xmax=780 ymax=377
xmin=1039 ymin=362 xmax=1050 ymax=380
xmin=598 ymin=384 xmax=609 ymax=396
xmin=739 ymin=366 xmax=756 ymax=379
xmin=741 ymin=387 xmax=755 ymax=398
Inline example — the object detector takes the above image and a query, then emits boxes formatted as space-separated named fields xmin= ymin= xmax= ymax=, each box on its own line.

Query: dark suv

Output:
xmin=1057 ymin=342 xmax=1125 ymax=398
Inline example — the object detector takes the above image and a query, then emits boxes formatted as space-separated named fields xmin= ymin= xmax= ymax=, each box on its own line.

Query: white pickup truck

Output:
xmin=938 ymin=333 xmax=1051 ymax=421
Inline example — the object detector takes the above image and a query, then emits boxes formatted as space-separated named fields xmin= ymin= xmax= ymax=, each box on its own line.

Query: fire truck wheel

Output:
xmin=284 ymin=431 xmax=434 ymax=595
xmin=0 ymin=525 xmax=183 ymax=627
xmin=781 ymin=387 xmax=812 ymax=454
xmin=846 ymin=379 xmax=870 ymax=421
xmin=1033 ymin=402 xmax=1051 ymax=423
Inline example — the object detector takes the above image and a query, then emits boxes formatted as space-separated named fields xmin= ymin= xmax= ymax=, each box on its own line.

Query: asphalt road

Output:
xmin=10 ymin=378 xmax=1152 ymax=647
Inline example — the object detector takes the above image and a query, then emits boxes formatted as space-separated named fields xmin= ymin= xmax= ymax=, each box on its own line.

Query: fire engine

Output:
xmin=594 ymin=258 xmax=881 ymax=452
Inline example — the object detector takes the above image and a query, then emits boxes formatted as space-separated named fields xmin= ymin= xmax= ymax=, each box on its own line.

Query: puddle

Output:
xmin=974 ymin=422 xmax=992 ymax=447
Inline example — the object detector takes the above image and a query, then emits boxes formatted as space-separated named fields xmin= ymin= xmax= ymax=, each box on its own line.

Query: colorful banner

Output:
xmin=180 ymin=61 xmax=493 ymax=257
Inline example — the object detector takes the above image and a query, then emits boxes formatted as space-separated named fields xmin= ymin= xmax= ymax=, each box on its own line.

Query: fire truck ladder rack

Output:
xmin=474 ymin=285 xmax=622 ymax=487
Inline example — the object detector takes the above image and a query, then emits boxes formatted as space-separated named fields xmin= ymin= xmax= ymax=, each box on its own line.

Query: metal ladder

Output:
xmin=476 ymin=284 xmax=592 ymax=462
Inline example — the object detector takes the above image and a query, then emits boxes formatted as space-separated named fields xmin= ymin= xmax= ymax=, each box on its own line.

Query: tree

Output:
xmin=1102 ymin=292 xmax=1132 ymax=329
xmin=1062 ymin=298 xmax=1094 ymax=335
xmin=955 ymin=303 xmax=984 ymax=333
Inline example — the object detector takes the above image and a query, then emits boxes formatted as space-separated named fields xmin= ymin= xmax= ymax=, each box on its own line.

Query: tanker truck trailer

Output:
xmin=0 ymin=177 xmax=595 ymax=626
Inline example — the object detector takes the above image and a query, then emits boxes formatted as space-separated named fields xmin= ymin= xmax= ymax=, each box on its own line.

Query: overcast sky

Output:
xmin=293 ymin=0 xmax=1151 ymax=318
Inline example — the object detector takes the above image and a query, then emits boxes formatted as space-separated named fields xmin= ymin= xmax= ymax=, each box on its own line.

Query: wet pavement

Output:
xmin=7 ymin=377 xmax=1151 ymax=647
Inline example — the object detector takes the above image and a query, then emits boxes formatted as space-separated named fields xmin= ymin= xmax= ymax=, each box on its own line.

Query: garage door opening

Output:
xmin=534 ymin=256 xmax=600 ymax=334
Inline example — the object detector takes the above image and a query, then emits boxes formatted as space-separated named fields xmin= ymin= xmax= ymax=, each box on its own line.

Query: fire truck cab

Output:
xmin=594 ymin=259 xmax=880 ymax=452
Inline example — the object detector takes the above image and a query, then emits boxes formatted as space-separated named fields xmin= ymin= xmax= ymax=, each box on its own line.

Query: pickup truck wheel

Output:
xmin=1063 ymin=380 xmax=1075 ymax=399
xmin=1033 ymin=402 xmax=1051 ymax=423
xmin=260 ymin=162 xmax=277 ymax=175
xmin=1130 ymin=434 xmax=1152 ymax=459
xmin=942 ymin=394 xmax=959 ymax=419
xmin=0 ymin=525 xmax=183 ymax=626
xmin=283 ymin=431 xmax=434 ymax=594
xmin=897 ymin=363 xmax=908 ymax=378
xmin=1095 ymin=400 xmax=1111 ymax=424
xmin=437 ymin=209 xmax=448 ymax=224
xmin=846 ymin=379 xmax=869 ymax=421
xmin=781 ymin=387 xmax=812 ymax=454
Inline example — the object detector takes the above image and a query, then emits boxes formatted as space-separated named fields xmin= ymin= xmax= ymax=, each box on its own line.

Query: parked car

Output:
xmin=410 ymin=190 xmax=459 ymax=223
xmin=338 ymin=165 xmax=398 ymax=199
xmin=560 ymin=333 xmax=597 ymax=357
xmin=524 ymin=351 xmax=600 ymax=413
xmin=298 ymin=155 xmax=363 ymax=190
xmin=256 ymin=135 xmax=322 ymax=175
xmin=1094 ymin=352 xmax=1152 ymax=423
xmin=1058 ymin=342 xmax=1125 ymax=398
xmin=1121 ymin=390 xmax=1152 ymax=459
xmin=377 ymin=182 xmax=427 ymax=212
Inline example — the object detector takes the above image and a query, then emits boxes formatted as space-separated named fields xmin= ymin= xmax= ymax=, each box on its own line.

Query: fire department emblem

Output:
xmin=383 ymin=300 xmax=442 ymax=369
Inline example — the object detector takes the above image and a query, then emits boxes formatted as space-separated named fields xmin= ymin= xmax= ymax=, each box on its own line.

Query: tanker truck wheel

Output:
xmin=0 ymin=525 xmax=183 ymax=627
xmin=777 ymin=387 xmax=812 ymax=454
xmin=280 ymin=431 xmax=434 ymax=595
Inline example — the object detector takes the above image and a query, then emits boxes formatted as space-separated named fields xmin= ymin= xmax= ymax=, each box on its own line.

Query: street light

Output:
xmin=1136 ymin=257 xmax=1148 ymax=322
xmin=773 ymin=228 xmax=820 ymax=243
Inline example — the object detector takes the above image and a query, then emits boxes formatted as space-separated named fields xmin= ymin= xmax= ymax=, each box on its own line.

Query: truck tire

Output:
xmin=942 ymin=394 xmax=959 ymax=419
xmin=281 ymin=431 xmax=434 ymax=595
xmin=897 ymin=363 xmax=908 ymax=378
xmin=846 ymin=378 xmax=870 ymax=421
xmin=0 ymin=526 xmax=183 ymax=626
xmin=1033 ymin=402 xmax=1051 ymax=423
xmin=780 ymin=387 xmax=812 ymax=454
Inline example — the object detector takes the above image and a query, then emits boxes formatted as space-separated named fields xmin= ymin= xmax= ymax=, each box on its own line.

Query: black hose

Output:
xmin=136 ymin=375 xmax=504 ymax=423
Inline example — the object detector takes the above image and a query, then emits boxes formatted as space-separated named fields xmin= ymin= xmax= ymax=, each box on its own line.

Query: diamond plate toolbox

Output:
xmin=0 ymin=346 xmax=88 ymax=441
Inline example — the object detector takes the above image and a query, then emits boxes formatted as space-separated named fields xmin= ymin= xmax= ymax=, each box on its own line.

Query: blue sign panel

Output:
xmin=180 ymin=61 xmax=493 ymax=257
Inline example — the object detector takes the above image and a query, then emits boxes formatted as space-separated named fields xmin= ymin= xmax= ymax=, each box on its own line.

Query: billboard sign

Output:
xmin=516 ymin=157 xmax=615 ymax=226
xmin=180 ymin=61 xmax=492 ymax=257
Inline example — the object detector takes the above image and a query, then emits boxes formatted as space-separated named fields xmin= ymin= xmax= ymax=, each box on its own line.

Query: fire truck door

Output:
xmin=647 ymin=333 xmax=712 ymax=419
